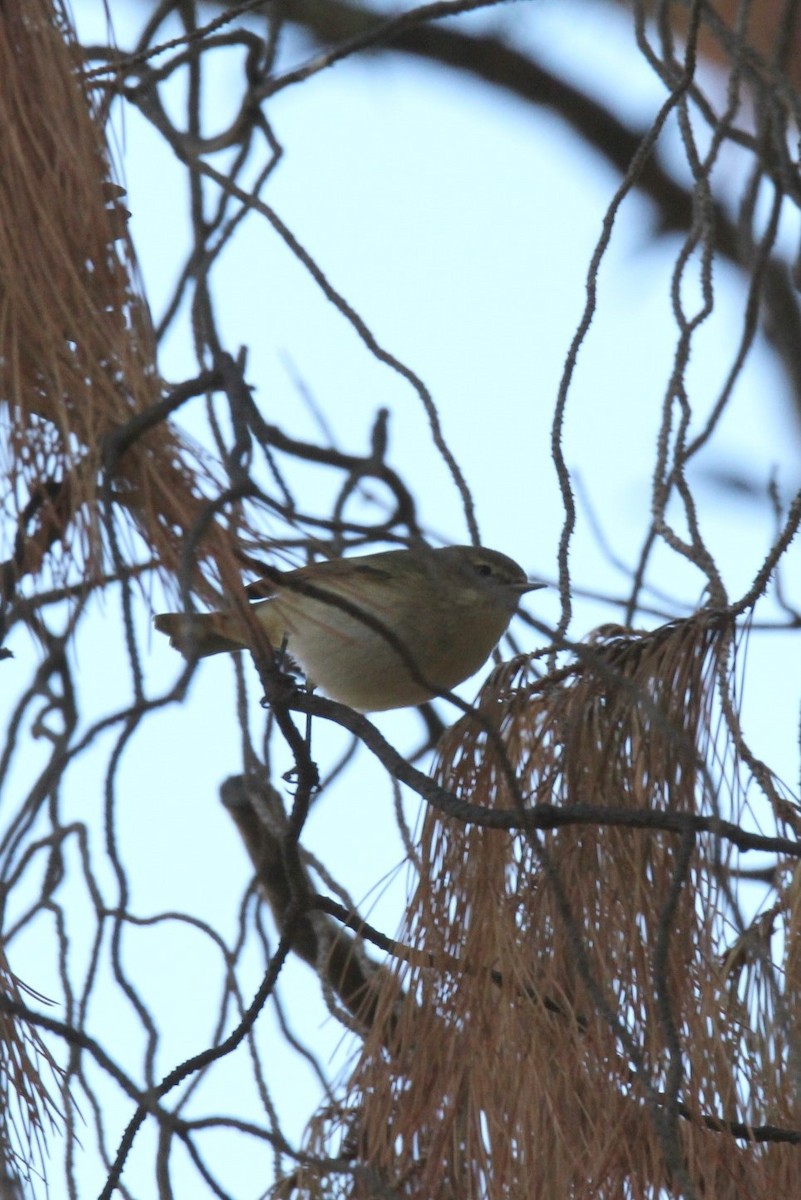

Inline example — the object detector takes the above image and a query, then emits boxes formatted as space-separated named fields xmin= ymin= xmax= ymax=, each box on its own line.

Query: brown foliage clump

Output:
xmin=0 ymin=0 xmax=237 ymax=604
xmin=0 ymin=946 xmax=62 ymax=1190
xmin=297 ymin=615 xmax=801 ymax=1198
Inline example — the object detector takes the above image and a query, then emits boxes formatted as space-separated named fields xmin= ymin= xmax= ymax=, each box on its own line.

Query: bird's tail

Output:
xmin=153 ymin=611 xmax=247 ymax=658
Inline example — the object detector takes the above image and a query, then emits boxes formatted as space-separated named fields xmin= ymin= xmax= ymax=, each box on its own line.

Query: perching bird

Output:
xmin=154 ymin=544 xmax=543 ymax=712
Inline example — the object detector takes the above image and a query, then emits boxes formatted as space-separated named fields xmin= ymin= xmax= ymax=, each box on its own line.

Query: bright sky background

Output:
xmin=4 ymin=1 xmax=801 ymax=1195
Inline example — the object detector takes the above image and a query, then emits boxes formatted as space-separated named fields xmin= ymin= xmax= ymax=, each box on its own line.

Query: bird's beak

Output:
xmin=514 ymin=580 xmax=547 ymax=594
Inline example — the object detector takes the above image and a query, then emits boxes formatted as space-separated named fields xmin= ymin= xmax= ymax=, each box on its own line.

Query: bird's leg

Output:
xmin=302 ymin=681 xmax=316 ymax=756
xmin=259 ymin=635 xmax=318 ymax=790
xmin=259 ymin=634 xmax=300 ymax=707
xmin=281 ymin=678 xmax=317 ymax=788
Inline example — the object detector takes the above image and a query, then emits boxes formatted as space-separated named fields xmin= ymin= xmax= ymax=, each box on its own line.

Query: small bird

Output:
xmin=154 ymin=544 xmax=544 ymax=712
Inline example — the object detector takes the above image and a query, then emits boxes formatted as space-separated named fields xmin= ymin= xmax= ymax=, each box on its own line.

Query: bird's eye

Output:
xmin=475 ymin=562 xmax=494 ymax=578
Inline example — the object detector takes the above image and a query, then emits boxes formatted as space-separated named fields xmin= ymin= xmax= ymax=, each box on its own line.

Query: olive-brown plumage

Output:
xmin=154 ymin=545 xmax=543 ymax=712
